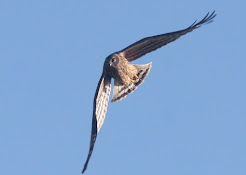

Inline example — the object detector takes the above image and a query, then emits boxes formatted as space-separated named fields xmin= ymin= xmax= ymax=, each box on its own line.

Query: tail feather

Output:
xmin=111 ymin=62 xmax=152 ymax=103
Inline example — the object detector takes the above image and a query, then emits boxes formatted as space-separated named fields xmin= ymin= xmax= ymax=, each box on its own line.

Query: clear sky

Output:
xmin=1 ymin=1 xmax=245 ymax=175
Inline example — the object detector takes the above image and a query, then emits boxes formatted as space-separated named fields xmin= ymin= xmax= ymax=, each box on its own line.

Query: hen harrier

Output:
xmin=82 ymin=11 xmax=216 ymax=173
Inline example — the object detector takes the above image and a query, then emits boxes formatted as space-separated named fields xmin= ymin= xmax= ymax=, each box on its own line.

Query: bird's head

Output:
xmin=104 ymin=53 xmax=119 ymax=70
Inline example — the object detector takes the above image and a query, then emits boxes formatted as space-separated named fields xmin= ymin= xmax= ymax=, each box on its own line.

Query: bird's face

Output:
xmin=104 ymin=54 xmax=121 ymax=78
xmin=104 ymin=54 xmax=119 ymax=70
xmin=108 ymin=54 xmax=119 ymax=67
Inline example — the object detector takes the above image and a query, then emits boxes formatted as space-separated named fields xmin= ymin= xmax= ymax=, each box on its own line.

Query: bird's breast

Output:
xmin=114 ymin=64 xmax=137 ymax=86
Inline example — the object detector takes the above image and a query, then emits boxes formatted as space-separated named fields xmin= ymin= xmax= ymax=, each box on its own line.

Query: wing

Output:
xmin=118 ymin=11 xmax=216 ymax=62
xmin=82 ymin=74 xmax=111 ymax=174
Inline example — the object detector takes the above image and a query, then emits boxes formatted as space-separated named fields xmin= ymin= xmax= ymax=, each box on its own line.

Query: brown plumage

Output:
xmin=82 ymin=11 xmax=216 ymax=173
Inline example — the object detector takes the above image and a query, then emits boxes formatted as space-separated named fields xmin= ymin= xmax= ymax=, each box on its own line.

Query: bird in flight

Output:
xmin=82 ymin=11 xmax=216 ymax=173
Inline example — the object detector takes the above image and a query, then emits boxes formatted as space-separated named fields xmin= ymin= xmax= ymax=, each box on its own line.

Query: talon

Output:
xmin=133 ymin=75 xmax=139 ymax=80
xmin=130 ymin=79 xmax=135 ymax=83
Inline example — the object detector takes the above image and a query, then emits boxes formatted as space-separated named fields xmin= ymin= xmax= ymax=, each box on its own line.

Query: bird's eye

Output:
xmin=112 ymin=58 xmax=116 ymax=62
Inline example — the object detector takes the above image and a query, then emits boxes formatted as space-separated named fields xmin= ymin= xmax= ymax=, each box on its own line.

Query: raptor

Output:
xmin=82 ymin=11 xmax=216 ymax=173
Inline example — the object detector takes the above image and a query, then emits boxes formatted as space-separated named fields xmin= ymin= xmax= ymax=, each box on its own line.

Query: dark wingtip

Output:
xmin=189 ymin=10 xmax=217 ymax=29
xmin=82 ymin=132 xmax=98 ymax=174
xmin=82 ymin=159 xmax=89 ymax=174
xmin=82 ymin=166 xmax=87 ymax=174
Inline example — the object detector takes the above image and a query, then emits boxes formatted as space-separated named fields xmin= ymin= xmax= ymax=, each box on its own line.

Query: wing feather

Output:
xmin=82 ymin=74 xmax=111 ymax=174
xmin=119 ymin=11 xmax=216 ymax=62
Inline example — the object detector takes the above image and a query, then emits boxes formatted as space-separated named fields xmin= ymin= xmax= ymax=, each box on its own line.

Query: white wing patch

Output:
xmin=82 ymin=74 xmax=111 ymax=174
xmin=95 ymin=76 xmax=111 ymax=132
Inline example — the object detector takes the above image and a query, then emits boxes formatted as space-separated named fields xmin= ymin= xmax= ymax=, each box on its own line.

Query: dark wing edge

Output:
xmin=82 ymin=74 xmax=111 ymax=174
xmin=119 ymin=11 xmax=216 ymax=62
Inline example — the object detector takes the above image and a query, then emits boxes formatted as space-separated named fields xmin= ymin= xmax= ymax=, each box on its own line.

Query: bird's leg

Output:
xmin=133 ymin=75 xmax=139 ymax=80
xmin=130 ymin=74 xmax=139 ymax=83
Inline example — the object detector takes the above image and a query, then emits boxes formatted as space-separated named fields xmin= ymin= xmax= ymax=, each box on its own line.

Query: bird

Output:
xmin=82 ymin=11 xmax=216 ymax=173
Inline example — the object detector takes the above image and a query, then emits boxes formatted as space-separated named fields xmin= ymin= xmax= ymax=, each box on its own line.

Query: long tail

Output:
xmin=111 ymin=62 xmax=152 ymax=103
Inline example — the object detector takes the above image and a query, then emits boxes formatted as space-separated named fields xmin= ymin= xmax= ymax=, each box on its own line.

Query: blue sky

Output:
xmin=1 ymin=1 xmax=245 ymax=175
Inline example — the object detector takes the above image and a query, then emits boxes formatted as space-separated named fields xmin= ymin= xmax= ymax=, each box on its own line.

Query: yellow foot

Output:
xmin=130 ymin=75 xmax=139 ymax=83
xmin=130 ymin=75 xmax=139 ymax=84
xmin=133 ymin=75 xmax=139 ymax=80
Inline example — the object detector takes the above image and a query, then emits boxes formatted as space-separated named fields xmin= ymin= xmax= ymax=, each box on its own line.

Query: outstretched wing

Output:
xmin=82 ymin=74 xmax=111 ymax=174
xmin=119 ymin=11 xmax=216 ymax=62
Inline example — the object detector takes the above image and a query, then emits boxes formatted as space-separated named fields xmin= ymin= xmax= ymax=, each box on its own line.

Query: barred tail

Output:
xmin=111 ymin=62 xmax=152 ymax=103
